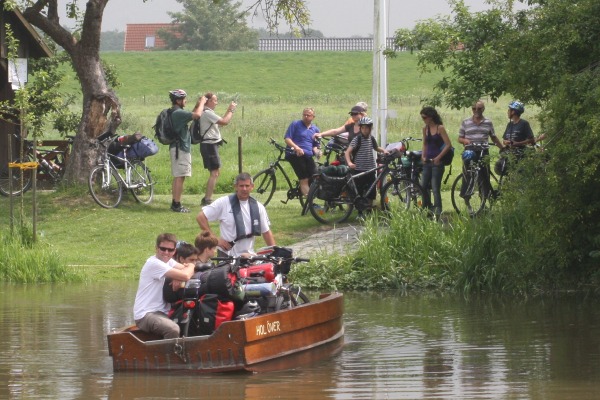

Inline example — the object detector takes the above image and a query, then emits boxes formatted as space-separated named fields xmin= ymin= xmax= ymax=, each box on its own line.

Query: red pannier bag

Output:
xmin=239 ymin=263 xmax=276 ymax=283
xmin=197 ymin=294 xmax=235 ymax=335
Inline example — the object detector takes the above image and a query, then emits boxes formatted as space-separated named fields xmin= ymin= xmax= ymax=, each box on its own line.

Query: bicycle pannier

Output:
xmin=317 ymin=173 xmax=347 ymax=201
xmin=128 ymin=137 xmax=159 ymax=159
xmin=440 ymin=144 xmax=455 ymax=166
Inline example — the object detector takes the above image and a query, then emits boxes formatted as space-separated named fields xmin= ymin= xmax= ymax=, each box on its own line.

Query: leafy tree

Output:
xmin=159 ymin=0 xmax=258 ymax=50
xmin=100 ymin=30 xmax=125 ymax=52
xmin=15 ymin=0 xmax=309 ymax=184
xmin=389 ymin=0 xmax=600 ymax=290
xmin=256 ymin=27 xmax=324 ymax=38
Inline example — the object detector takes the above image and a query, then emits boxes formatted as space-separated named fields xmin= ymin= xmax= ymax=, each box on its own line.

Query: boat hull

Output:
xmin=107 ymin=292 xmax=344 ymax=373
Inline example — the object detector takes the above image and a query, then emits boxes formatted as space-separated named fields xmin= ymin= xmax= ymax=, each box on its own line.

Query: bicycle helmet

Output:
xmin=462 ymin=150 xmax=475 ymax=161
xmin=358 ymin=116 xmax=374 ymax=126
xmin=508 ymin=100 xmax=525 ymax=115
xmin=494 ymin=157 xmax=508 ymax=176
xmin=235 ymin=300 xmax=261 ymax=319
xmin=169 ymin=89 xmax=187 ymax=102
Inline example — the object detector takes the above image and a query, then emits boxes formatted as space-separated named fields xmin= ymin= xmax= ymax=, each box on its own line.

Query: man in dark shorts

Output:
xmin=198 ymin=92 xmax=237 ymax=206
xmin=284 ymin=107 xmax=321 ymax=196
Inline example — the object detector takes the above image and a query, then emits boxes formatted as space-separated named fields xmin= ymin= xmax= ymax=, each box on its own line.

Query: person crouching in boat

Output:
xmin=133 ymin=233 xmax=196 ymax=339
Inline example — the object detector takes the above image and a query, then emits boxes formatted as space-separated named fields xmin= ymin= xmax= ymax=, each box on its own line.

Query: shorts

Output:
xmin=200 ymin=142 xmax=221 ymax=171
xmin=287 ymin=154 xmax=317 ymax=180
xmin=170 ymin=147 xmax=192 ymax=177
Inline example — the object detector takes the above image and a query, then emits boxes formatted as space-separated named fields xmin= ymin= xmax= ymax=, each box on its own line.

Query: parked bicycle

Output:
xmin=450 ymin=143 xmax=503 ymax=216
xmin=306 ymin=151 xmax=425 ymax=224
xmin=0 ymin=133 xmax=75 ymax=196
xmin=88 ymin=133 xmax=154 ymax=208
xmin=252 ymin=138 xmax=307 ymax=211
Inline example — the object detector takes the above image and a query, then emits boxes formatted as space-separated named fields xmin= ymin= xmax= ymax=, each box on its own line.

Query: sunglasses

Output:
xmin=350 ymin=112 xmax=360 ymax=116
xmin=158 ymin=246 xmax=176 ymax=252
xmin=472 ymin=107 xmax=484 ymax=111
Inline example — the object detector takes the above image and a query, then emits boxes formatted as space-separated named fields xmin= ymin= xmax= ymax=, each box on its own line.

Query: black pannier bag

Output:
xmin=316 ymin=165 xmax=348 ymax=201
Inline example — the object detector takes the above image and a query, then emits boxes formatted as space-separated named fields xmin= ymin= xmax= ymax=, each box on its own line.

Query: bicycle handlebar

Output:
xmin=212 ymin=254 xmax=310 ymax=264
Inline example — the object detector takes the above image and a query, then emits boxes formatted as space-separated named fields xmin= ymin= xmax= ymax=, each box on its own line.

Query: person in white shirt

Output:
xmin=196 ymin=172 xmax=275 ymax=257
xmin=133 ymin=233 xmax=195 ymax=339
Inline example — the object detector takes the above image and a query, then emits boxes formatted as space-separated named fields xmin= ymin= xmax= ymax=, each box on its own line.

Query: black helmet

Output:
xmin=169 ymin=89 xmax=187 ymax=103
xmin=234 ymin=300 xmax=261 ymax=319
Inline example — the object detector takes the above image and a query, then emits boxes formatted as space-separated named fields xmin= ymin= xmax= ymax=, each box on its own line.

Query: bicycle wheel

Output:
xmin=380 ymin=178 xmax=425 ymax=213
xmin=451 ymin=172 xmax=486 ymax=216
xmin=275 ymin=285 xmax=310 ymax=311
xmin=129 ymin=160 xmax=154 ymax=204
xmin=306 ymin=181 xmax=353 ymax=224
xmin=252 ymin=169 xmax=276 ymax=207
xmin=288 ymin=285 xmax=310 ymax=307
xmin=88 ymin=164 xmax=123 ymax=208
xmin=0 ymin=156 xmax=33 ymax=197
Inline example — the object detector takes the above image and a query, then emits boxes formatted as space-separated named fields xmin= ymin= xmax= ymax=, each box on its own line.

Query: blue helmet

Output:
xmin=462 ymin=150 xmax=475 ymax=161
xmin=508 ymin=100 xmax=525 ymax=115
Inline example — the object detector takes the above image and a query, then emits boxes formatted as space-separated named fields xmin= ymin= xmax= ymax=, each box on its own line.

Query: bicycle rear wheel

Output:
xmin=380 ymin=178 xmax=425 ymax=213
xmin=275 ymin=285 xmax=310 ymax=311
xmin=88 ymin=164 xmax=123 ymax=208
xmin=451 ymin=172 xmax=486 ymax=216
xmin=0 ymin=156 xmax=33 ymax=197
xmin=129 ymin=160 xmax=154 ymax=204
xmin=252 ymin=169 xmax=276 ymax=207
xmin=306 ymin=181 xmax=353 ymax=224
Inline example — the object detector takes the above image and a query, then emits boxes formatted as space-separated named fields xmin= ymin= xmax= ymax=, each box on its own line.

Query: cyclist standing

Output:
xmin=457 ymin=100 xmax=504 ymax=210
xmin=502 ymin=101 xmax=535 ymax=157
xmin=284 ymin=107 xmax=321 ymax=197
xmin=168 ymin=89 xmax=205 ymax=213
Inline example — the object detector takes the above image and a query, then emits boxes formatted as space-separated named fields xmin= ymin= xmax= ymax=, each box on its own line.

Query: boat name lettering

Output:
xmin=256 ymin=320 xmax=281 ymax=336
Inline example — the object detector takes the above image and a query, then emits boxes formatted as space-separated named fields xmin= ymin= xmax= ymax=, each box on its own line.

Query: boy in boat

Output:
xmin=133 ymin=233 xmax=196 ymax=339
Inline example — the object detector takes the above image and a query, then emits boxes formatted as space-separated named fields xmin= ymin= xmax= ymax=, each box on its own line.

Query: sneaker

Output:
xmin=201 ymin=198 xmax=213 ymax=206
xmin=171 ymin=204 xmax=190 ymax=213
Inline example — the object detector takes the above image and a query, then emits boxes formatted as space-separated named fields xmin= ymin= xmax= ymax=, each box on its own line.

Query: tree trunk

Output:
xmin=22 ymin=0 xmax=121 ymax=185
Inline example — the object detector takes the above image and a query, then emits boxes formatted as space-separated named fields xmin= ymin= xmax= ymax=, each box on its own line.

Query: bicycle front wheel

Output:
xmin=129 ymin=160 xmax=154 ymax=204
xmin=275 ymin=285 xmax=310 ymax=311
xmin=306 ymin=181 xmax=353 ymax=224
xmin=451 ymin=173 xmax=486 ymax=216
xmin=380 ymin=178 xmax=425 ymax=213
xmin=0 ymin=156 xmax=33 ymax=197
xmin=89 ymin=165 xmax=123 ymax=208
xmin=252 ymin=169 xmax=276 ymax=207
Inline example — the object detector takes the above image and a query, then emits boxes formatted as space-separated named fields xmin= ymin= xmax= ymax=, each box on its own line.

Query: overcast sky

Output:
xmin=99 ymin=0 xmax=511 ymax=37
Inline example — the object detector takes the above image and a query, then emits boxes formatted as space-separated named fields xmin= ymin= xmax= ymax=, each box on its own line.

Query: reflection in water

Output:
xmin=1 ymin=284 xmax=600 ymax=399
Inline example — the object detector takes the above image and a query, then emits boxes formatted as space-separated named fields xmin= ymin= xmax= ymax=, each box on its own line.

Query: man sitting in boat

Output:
xmin=133 ymin=233 xmax=196 ymax=339
xmin=196 ymin=172 xmax=276 ymax=256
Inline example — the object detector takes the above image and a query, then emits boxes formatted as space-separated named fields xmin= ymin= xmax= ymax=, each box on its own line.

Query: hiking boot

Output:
xmin=171 ymin=204 xmax=190 ymax=213
xmin=201 ymin=198 xmax=213 ymax=206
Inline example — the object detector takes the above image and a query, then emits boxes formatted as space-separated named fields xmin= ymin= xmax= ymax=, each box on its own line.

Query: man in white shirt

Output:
xmin=133 ymin=233 xmax=195 ymax=339
xmin=196 ymin=172 xmax=275 ymax=256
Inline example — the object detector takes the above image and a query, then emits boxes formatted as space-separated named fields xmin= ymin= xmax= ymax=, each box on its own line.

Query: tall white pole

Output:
xmin=371 ymin=0 xmax=380 ymax=142
xmin=372 ymin=0 xmax=388 ymax=146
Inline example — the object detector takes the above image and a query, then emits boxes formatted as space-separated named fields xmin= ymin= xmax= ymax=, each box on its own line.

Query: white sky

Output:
xmin=98 ymin=0 xmax=507 ymax=37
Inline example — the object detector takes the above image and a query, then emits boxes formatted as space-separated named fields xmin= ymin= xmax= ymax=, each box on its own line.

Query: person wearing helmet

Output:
xmin=344 ymin=117 xmax=387 ymax=216
xmin=420 ymin=106 xmax=452 ymax=220
xmin=457 ymin=100 xmax=504 ymax=209
xmin=284 ymin=108 xmax=321 ymax=196
xmin=168 ymin=89 xmax=206 ymax=213
xmin=503 ymin=100 xmax=535 ymax=152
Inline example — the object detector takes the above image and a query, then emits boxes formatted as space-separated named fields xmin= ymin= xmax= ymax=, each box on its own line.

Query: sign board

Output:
xmin=8 ymin=58 xmax=28 ymax=90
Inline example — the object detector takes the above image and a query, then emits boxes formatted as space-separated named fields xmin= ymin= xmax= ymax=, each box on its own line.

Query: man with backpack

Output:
xmin=167 ymin=89 xmax=206 ymax=213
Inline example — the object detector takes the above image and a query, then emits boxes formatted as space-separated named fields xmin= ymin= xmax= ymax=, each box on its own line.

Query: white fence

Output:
xmin=258 ymin=37 xmax=397 ymax=52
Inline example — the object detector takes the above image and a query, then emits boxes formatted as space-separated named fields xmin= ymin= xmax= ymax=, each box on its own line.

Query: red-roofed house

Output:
xmin=124 ymin=23 xmax=179 ymax=51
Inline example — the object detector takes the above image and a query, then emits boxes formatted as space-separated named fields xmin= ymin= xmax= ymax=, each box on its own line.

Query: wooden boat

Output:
xmin=107 ymin=292 xmax=344 ymax=373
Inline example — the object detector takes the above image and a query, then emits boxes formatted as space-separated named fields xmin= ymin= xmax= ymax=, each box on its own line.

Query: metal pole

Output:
xmin=379 ymin=0 xmax=388 ymax=147
xmin=238 ymin=136 xmax=242 ymax=173
xmin=372 ymin=0 xmax=380 ymax=141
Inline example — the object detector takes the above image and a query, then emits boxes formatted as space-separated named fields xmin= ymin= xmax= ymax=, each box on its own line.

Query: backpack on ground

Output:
xmin=153 ymin=108 xmax=177 ymax=145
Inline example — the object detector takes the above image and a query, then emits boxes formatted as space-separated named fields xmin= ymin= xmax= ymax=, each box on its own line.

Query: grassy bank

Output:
xmin=1 ymin=50 xmax=544 ymax=287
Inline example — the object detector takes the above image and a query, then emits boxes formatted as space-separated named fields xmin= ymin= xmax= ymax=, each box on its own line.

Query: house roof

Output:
xmin=124 ymin=23 xmax=177 ymax=51
xmin=4 ymin=4 xmax=53 ymax=58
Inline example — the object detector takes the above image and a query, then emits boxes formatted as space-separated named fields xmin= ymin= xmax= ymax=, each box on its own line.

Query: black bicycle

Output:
xmin=450 ymin=143 xmax=503 ymax=216
xmin=0 ymin=133 xmax=75 ymax=196
xmin=252 ymin=138 xmax=306 ymax=210
xmin=306 ymin=151 xmax=425 ymax=224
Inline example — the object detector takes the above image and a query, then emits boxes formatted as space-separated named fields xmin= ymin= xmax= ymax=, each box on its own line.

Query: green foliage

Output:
xmin=0 ymin=229 xmax=83 ymax=283
xmin=161 ymin=0 xmax=258 ymax=50
xmin=100 ymin=30 xmax=125 ymax=52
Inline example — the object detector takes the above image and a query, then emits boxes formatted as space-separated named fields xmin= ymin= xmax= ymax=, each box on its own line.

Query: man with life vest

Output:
xmin=196 ymin=172 xmax=275 ymax=256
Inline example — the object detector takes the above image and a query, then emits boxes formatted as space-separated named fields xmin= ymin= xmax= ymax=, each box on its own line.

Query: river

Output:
xmin=1 ymin=282 xmax=599 ymax=399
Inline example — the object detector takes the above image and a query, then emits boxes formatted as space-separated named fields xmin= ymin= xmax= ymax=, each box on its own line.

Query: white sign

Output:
xmin=8 ymin=58 xmax=28 ymax=90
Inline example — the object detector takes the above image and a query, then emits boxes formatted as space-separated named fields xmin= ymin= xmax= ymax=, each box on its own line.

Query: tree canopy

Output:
xmin=160 ymin=0 xmax=258 ymax=50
